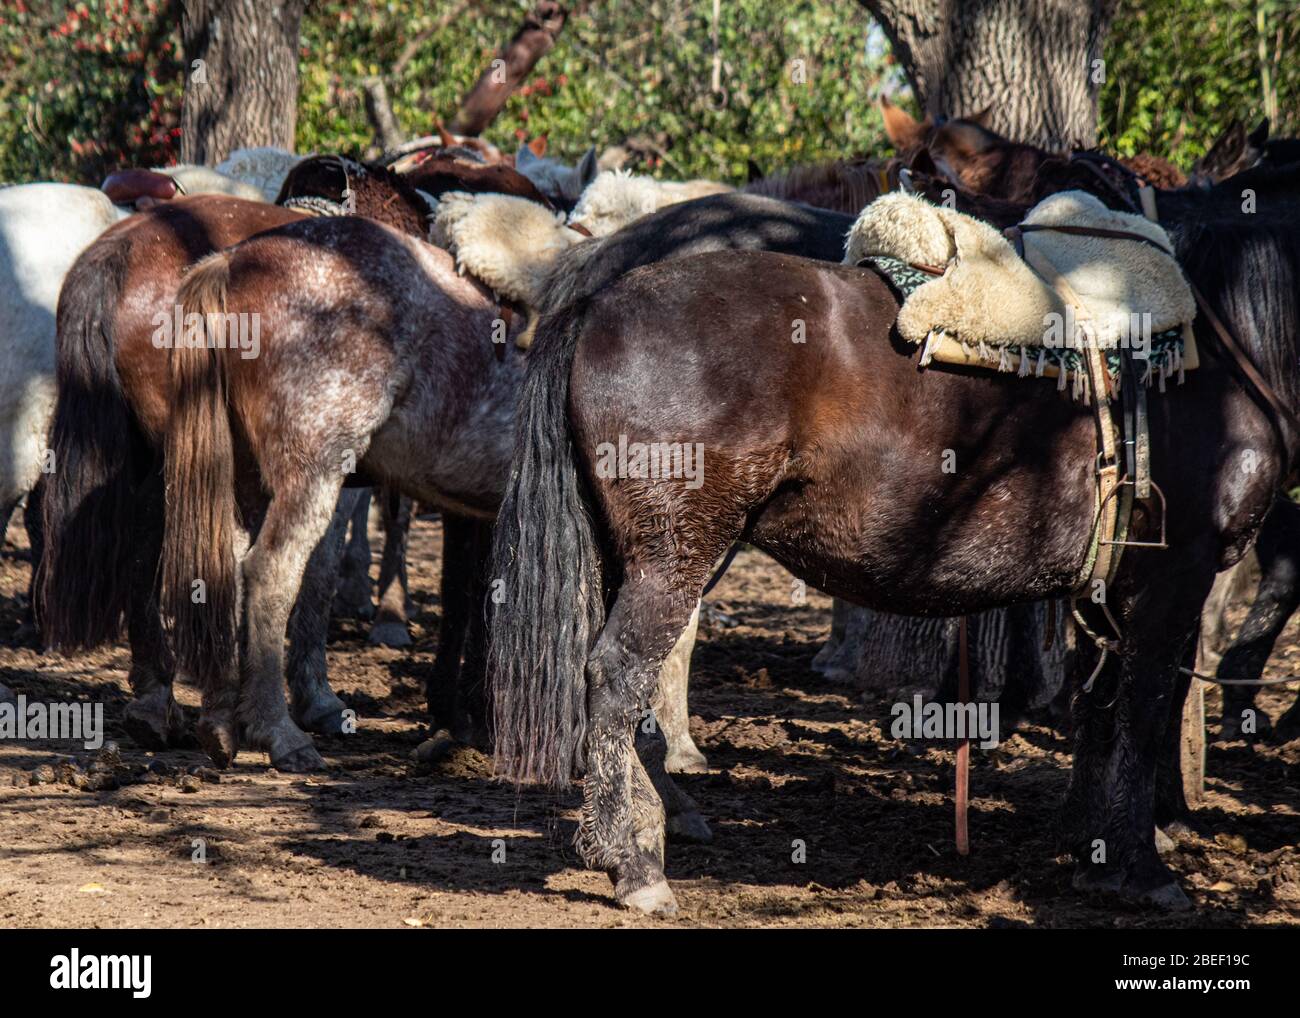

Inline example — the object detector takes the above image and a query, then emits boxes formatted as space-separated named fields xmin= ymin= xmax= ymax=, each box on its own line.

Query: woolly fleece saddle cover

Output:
xmin=844 ymin=190 xmax=1195 ymax=352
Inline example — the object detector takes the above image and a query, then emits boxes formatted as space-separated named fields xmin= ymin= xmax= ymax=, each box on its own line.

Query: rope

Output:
xmin=1180 ymin=667 xmax=1300 ymax=686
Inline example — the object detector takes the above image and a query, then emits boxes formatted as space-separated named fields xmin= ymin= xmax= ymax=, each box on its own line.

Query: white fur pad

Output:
xmin=568 ymin=170 xmax=732 ymax=237
xmin=845 ymin=193 xmax=1063 ymax=348
xmin=433 ymin=191 xmax=580 ymax=306
xmin=844 ymin=191 xmax=1194 ymax=350
xmin=1020 ymin=190 xmax=1194 ymax=346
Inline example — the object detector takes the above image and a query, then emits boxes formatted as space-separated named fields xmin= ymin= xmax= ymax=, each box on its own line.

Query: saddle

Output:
xmin=431 ymin=191 xmax=591 ymax=351
xmin=845 ymin=191 xmax=1198 ymax=396
xmin=101 ymin=168 xmax=182 ymax=206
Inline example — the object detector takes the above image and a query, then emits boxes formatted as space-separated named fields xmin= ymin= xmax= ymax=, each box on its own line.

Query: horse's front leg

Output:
xmin=1067 ymin=590 xmax=1206 ymax=909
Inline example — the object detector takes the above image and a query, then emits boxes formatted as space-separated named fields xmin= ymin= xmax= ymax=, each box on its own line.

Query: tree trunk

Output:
xmin=180 ymin=0 xmax=306 ymax=165
xmin=447 ymin=2 xmax=568 ymax=137
xmin=859 ymin=0 xmax=1118 ymax=150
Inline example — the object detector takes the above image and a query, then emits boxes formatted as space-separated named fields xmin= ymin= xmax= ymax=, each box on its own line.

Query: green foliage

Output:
xmin=297 ymin=0 xmax=896 ymax=180
xmin=0 ymin=0 xmax=184 ymax=183
xmin=2 ymin=0 xmax=1297 ymax=185
xmin=1098 ymin=0 xmax=1299 ymax=164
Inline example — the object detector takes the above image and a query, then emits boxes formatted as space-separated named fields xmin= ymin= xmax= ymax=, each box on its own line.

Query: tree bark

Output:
xmin=447 ymin=2 xmax=568 ymax=137
xmin=858 ymin=0 xmax=1119 ymax=150
xmin=180 ymin=0 xmax=306 ymax=165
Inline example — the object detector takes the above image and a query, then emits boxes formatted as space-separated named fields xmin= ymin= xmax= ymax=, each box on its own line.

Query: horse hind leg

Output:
xmin=655 ymin=601 xmax=708 ymax=774
xmin=368 ymin=487 xmax=413 ymax=647
xmin=332 ymin=487 xmax=375 ymax=621
xmin=237 ymin=473 xmax=346 ymax=772
xmin=285 ymin=488 xmax=361 ymax=735
xmin=580 ymin=569 xmax=701 ymax=915
xmin=119 ymin=468 xmax=188 ymax=750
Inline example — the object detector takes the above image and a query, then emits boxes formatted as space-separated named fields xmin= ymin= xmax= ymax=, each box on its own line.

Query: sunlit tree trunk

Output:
xmin=858 ymin=0 xmax=1118 ymax=150
xmin=179 ymin=0 xmax=306 ymax=165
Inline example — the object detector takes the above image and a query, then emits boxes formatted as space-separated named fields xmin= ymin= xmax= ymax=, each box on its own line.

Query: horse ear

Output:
xmin=880 ymin=96 xmax=928 ymax=151
xmin=576 ymin=146 xmax=599 ymax=186
xmin=1248 ymin=118 xmax=1270 ymax=150
xmin=1194 ymin=120 xmax=1246 ymax=181
xmin=528 ymin=136 xmax=548 ymax=157
xmin=966 ymin=104 xmax=995 ymax=128
xmin=908 ymin=147 xmax=939 ymax=177
xmin=746 ymin=159 xmax=764 ymax=183
xmin=437 ymin=122 xmax=458 ymax=148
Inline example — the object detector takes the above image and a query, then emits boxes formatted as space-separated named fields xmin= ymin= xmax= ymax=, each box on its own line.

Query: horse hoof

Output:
xmin=617 ymin=879 xmax=678 ymax=916
xmin=1132 ymin=881 xmax=1192 ymax=911
xmin=664 ymin=745 xmax=710 ymax=774
xmin=666 ymin=810 xmax=713 ymax=845
xmin=271 ymin=744 xmax=326 ymax=773
xmin=295 ymin=704 xmax=348 ymax=736
xmin=197 ymin=719 xmax=238 ymax=770
xmin=121 ymin=707 xmax=172 ymax=751
xmin=413 ymin=729 xmax=458 ymax=764
xmin=368 ymin=621 xmax=412 ymax=648
xmin=1072 ymin=867 xmax=1123 ymax=894
xmin=1154 ymin=827 xmax=1176 ymax=855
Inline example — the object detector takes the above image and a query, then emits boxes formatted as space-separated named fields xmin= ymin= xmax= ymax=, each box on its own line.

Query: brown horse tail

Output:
xmin=160 ymin=252 xmax=239 ymax=695
xmin=41 ymin=235 xmax=139 ymax=649
xmin=487 ymin=301 xmax=606 ymax=788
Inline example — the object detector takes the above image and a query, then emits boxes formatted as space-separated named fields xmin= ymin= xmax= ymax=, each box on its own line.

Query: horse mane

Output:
xmin=743 ymin=159 xmax=886 ymax=214
xmin=1160 ymin=162 xmax=1300 ymax=411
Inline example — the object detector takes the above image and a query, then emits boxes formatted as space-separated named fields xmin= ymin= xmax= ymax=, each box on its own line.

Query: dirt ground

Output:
xmin=1 ymin=512 xmax=1298 ymax=929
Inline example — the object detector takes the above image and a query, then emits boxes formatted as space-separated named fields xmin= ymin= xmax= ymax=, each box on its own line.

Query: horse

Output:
xmin=0 ymin=155 xmax=296 ymax=596
xmin=485 ymin=158 xmax=1300 ymax=915
xmin=39 ymin=157 xmax=439 ymax=756
xmin=742 ymin=157 xmax=900 ymax=214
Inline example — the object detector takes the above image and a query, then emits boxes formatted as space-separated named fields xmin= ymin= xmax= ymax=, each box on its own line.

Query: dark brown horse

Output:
xmin=487 ymin=160 xmax=1300 ymax=915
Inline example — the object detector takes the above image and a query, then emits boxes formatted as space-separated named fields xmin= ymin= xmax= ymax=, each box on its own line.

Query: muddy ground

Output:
xmin=1 ymin=512 xmax=1297 ymax=928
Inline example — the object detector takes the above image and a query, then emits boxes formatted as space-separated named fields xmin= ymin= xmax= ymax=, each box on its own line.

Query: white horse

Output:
xmin=0 ymin=149 xmax=299 ymax=535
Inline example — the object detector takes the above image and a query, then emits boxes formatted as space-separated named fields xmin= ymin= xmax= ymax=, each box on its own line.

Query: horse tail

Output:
xmin=40 ymin=234 xmax=140 ymax=648
xmin=159 ymin=252 xmax=239 ymax=693
xmin=488 ymin=301 xmax=606 ymax=787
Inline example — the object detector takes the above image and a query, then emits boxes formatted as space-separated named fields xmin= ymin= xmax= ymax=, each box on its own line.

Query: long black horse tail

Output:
xmin=488 ymin=301 xmax=606 ymax=788
xmin=40 ymin=233 xmax=141 ymax=649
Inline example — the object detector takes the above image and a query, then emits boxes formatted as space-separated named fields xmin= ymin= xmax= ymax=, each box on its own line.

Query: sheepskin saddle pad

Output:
xmin=432 ymin=190 xmax=582 ymax=310
xmin=844 ymin=191 xmax=1198 ymax=393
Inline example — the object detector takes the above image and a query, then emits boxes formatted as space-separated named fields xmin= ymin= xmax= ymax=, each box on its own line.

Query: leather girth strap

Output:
xmin=1005 ymin=227 xmax=1135 ymax=599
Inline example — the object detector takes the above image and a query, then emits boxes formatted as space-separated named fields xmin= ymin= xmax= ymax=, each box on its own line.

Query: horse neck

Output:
xmin=1159 ymin=181 xmax=1300 ymax=430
